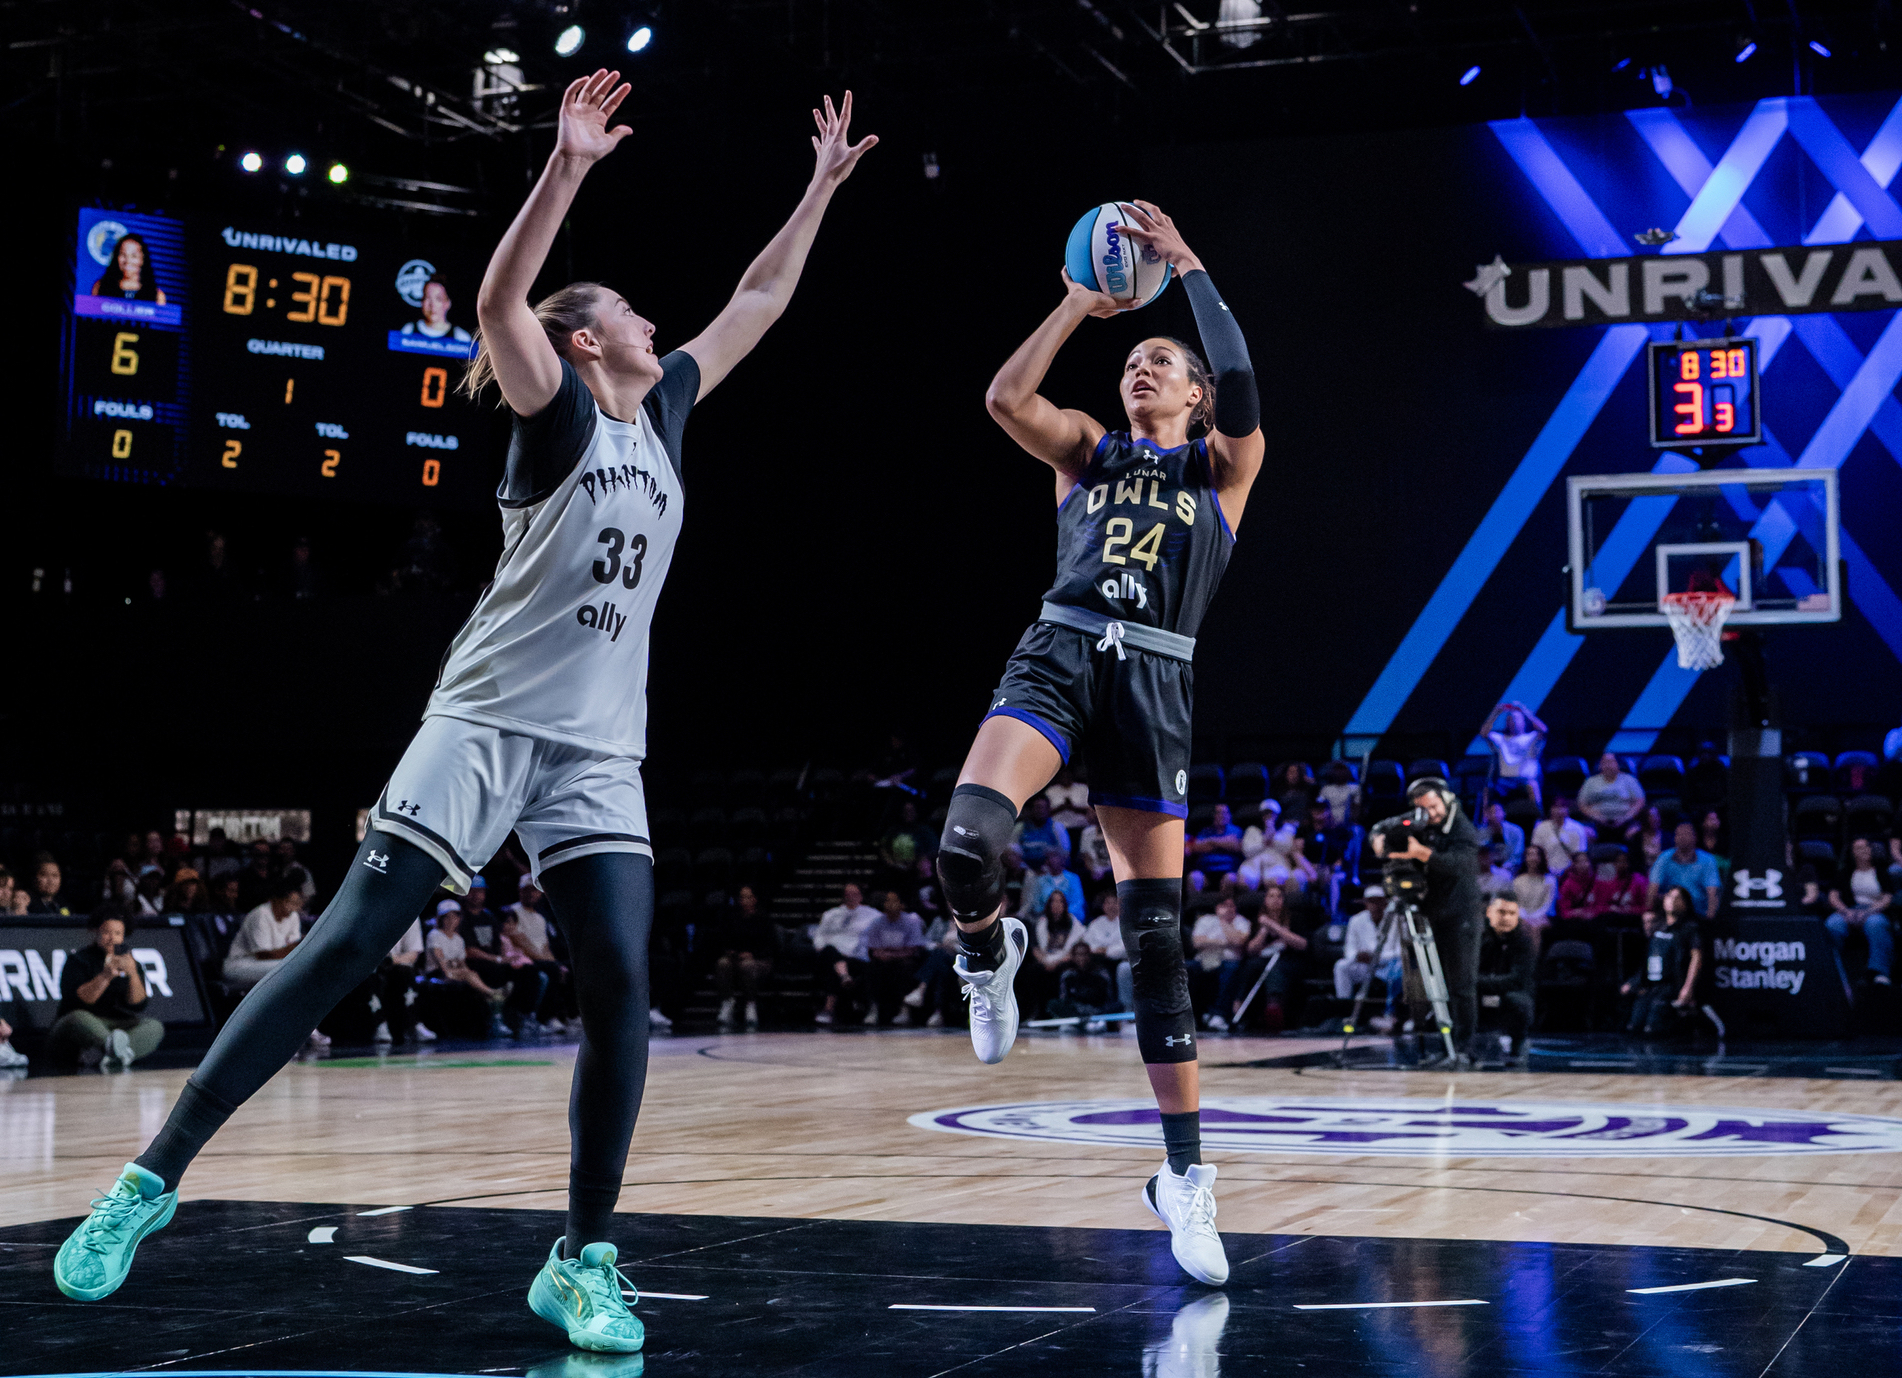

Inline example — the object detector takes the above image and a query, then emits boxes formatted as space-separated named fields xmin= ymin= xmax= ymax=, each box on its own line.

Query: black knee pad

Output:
xmin=1117 ymin=878 xmax=1196 ymax=1064
xmin=936 ymin=784 xmax=1018 ymax=921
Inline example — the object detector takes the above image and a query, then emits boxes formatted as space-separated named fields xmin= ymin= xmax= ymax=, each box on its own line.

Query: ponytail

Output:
xmin=459 ymin=281 xmax=607 ymax=403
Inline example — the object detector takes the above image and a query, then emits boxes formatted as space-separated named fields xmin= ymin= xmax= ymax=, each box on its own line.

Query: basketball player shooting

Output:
xmin=52 ymin=70 xmax=875 ymax=1356
xmin=938 ymin=201 xmax=1262 ymax=1285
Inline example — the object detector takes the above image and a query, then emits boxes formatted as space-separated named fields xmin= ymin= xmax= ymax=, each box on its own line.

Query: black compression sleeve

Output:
xmin=1180 ymin=269 xmax=1259 ymax=438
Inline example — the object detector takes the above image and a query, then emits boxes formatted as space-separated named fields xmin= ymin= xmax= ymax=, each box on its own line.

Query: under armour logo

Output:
xmin=1164 ymin=1033 xmax=1194 ymax=1047
xmin=364 ymin=850 xmax=389 ymax=874
xmin=395 ymin=799 xmax=422 ymax=816
xmin=953 ymin=826 xmax=976 ymax=837
xmin=1733 ymin=868 xmax=1784 ymax=899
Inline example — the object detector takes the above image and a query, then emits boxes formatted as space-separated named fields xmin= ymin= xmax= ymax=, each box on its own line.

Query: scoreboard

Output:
xmin=61 ymin=206 xmax=505 ymax=505
xmin=1646 ymin=336 xmax=1762 ymax=450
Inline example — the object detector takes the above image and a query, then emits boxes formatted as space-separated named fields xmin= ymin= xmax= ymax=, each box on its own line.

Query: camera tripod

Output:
xmin=1340 ymin=896 xmax=1458 ymax=1063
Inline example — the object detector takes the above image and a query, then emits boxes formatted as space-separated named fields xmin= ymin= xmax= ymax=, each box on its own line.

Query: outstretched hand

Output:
xmin=810 ymin=91 xmax=878 ymax=187
xmin=556 ymin=69 xmax=633 ymax=163
xmin=1061 ymin=268 xmax=1127 ymax=319
xmin=1116 ymin=201 xmax=1204 ymax=275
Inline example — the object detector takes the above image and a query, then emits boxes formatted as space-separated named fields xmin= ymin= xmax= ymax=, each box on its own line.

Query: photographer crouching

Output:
xmin=1369 ymin=778 xmax=1483 ymax=1068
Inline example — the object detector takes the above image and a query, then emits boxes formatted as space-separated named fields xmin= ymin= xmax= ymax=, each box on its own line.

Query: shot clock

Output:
xmin=60 ymin=206 xmax=503 ymax=505
xmin=1646 ymin=336 xmax=1761 ymax=449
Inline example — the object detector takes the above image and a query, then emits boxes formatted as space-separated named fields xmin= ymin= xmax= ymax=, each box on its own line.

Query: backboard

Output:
xmin=1566 ymin=468 xmax=1840 ymax=630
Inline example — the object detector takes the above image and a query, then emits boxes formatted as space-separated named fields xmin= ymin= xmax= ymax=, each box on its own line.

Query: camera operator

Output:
xmin=1370 ymin=777 xmax=1482 ymax=1066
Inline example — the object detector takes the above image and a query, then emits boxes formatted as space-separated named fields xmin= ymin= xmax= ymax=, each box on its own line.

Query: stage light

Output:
xmin=240 ymin=151 xmax=263 ymax=173
xmin=284 ymin=153 xmax=308 ymax=175
xmin=1612 ymin=56 xmax=1632 ymax=71
xmin=627 ymin=26 xmax=652 ymax=53
xmin=1809 ymin=39 xmax=1831 ymax=57
xmin=1735 ymin=41 xmax=1758 ymax=62
xmin=1459 ymin=65 xmax=1480 ymax=86
xmin=327 ymin=162 xmax=349 ymax=184
xmin=555 ymin=24 xmax=585 ymax=55
xmin=484 ymin=47 xmax=520 ymax=64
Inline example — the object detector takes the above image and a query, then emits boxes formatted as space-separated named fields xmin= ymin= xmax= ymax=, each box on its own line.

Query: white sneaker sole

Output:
xmin=958 ymin=916 xmax=1028 ymax=1066
xmin=1142 ymin=1174 xmax=1230 ymax=1287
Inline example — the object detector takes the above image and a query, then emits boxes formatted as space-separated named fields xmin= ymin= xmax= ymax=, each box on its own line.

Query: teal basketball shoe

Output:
xmin=528 ymin=1237 xmax=645 ymax=1353
xmin=54 ymin=1162 xmax=178 ymax=1300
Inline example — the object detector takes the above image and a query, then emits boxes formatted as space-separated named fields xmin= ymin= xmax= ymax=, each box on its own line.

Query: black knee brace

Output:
xmin=936 ymin=784 xmax=1018 ymax=921
xmin=1118 ymin=877 xmax=1196 ymax=1064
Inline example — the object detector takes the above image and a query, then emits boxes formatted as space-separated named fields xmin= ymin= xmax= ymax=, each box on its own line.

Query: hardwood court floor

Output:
xmin=8 ymin=1029 xmax=1902 ymax=1257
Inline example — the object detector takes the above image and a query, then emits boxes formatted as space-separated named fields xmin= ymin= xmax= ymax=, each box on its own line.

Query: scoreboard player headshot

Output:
xmin=400 ymin=274 xmax=471 ymax=343
xmin=89 ymin=234 xmax=166 ymax=304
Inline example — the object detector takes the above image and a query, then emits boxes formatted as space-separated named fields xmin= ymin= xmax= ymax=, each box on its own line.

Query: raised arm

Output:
xmin=474 ymin=70 xmax=632 ymax=416
xmin=679 ymin=93 xmax=877 ymax=401
xmin=984 ymin=274 xmax=1120 ymax=492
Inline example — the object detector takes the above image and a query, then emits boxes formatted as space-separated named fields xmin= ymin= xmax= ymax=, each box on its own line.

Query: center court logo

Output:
xmin=908 ymin=1096 xmax=1902 ymax=1157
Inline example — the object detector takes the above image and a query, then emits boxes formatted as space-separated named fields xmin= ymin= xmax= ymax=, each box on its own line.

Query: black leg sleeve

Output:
xmin=136 ymin=831 xmax=444 ymax=1189
xmin=537 ymin=851 xmax=654 ymax=1255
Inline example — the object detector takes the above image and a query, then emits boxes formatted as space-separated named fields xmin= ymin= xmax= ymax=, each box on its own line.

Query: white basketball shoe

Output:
xmin=1144 ymin=1162 xmax=1229 ymax=1286
xmin=954 ymin=916 xmax=1029 ymax=1065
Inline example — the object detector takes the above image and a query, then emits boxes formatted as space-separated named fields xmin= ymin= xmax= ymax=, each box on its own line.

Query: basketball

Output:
xmin=1065 ymin=201 xmax=1172 ymax=308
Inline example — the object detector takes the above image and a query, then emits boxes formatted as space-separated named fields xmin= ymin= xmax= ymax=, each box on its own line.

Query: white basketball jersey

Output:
xmin=425 ymin=354 xmax=696 ymax=759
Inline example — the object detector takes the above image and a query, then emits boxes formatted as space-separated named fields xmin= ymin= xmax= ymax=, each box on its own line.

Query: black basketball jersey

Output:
xmin=1042 ymin=432 xmax=1234 ymax=639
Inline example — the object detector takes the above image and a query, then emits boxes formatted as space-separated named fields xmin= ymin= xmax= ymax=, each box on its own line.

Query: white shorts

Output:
xmin=371 ymin=713 xmax=652 ymax=894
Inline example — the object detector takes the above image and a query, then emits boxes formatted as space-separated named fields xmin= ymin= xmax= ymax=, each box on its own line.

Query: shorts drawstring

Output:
xmin=1096 ymin=622 xmax=1128 ymax=661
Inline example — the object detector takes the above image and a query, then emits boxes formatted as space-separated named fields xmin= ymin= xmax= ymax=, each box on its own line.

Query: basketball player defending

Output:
xmin=53 ymin=71 xmax=876 ymax=1354
xmin=940 ymin=203 xmax=1261 ymax=1285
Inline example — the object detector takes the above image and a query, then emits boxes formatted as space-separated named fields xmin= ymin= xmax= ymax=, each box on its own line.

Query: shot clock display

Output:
xmin=60 ymin=206 xmax=504 ymax=505
xmin=1646 ymin=336 xmax=1761 ymax=449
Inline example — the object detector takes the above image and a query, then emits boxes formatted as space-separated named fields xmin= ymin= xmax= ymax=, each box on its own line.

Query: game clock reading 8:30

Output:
xmin=222 ymin=265 xmax=351 ymax=325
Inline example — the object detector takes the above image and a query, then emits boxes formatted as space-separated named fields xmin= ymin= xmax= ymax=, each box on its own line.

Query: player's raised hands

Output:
xmin=1061 ymin=268 xmax=1128 ymax=320
xmin=1116 ymin=201 xmax=1205 ymax=276
xmin=810 ymin=91 xmax=878 ymax=187
xmin=556 ymin=69 xmax=634 ymax=162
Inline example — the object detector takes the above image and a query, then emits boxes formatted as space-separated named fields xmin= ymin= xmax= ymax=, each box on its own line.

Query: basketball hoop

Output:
xmin=1660 ymin=590 xmax=1736 ymax=671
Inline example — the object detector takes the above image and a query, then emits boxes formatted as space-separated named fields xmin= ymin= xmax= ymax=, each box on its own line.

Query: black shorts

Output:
xmin=984 ymin=621 xmax=1193 ymax=819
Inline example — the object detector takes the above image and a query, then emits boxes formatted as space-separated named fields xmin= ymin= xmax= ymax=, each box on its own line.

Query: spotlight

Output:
xmin=1612 ymin=56 xmax=1632 ymax=71
xmin=626 ymin=25 xmax=652 ymax=53
xmin=284 ymin=153 xmax=308 ymax=175
xmin=483 ymin=47 xmax=520 ymax=64
xmin=327 ymin=162 xmax=350 ymax=184
xmin=1735 ymin=41 xmax=1758 ymax=62
xmin=240 ymin=151 xmax=263 ymax=173
xmin=555 ymin=24 xmax=585 ymax=55
xmin=1459 ymin=64 xmax=1481 ymax=86
xmin=1809 ymin=39 xmax=1831 ymax=57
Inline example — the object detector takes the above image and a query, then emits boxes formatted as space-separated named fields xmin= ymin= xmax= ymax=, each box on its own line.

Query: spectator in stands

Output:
xmin=1026 ymin=890 xmax=1086 ymax=1018
xmin=276 ymin=838 xmax=317 ymax=902
xmin=371 ymin=919 xmax=436 ymax=1044
xmin=1335 ymin=884 xmax=1401 ymax=1015
xmin=1477 ymin=799 xmax=1526 ymax=872
xmin=1082 ymin=891 xmax=1133 ymax=1015
xmin=460 ymin=876 xmax=501 ymax=951
xmin=903 ymin=910 xmax=962 ymax=1028
xmin=6 ymin=883 xmax=26 ymax=917
xmin=811 ymin=883 xmax=879 ymax=1026
xmin=865 ymin=889 xmax=928 ymax=1026
xmin=426 ymin=898 xmax=506 ymax=992
xmin=1012 ymin=795 xmax=1069 ymax=871
xmin=1697 ymin=810 xmax=1731 ymax=889
xmin=1477 ymin=843 xmax=1514 ymax=897
xmin=1044 ymin=766 xmax=1091 ymax=832
xmin=236 ymin=842 xmax=277 ymax=911
xmin=99 ymin=857 xmax=137 ymax=907
xmin=224 ymin=874 xmax=308 ymax=990
xmin=1827 ymin=837 xmax=1895 ymax=986
xmin=1475 ymin=893 xmax=1536 ymax=1064
xmin=1318 ymin=761 xmax=1361 ymax=828
xmin=1649 ymin=823 xmax=1721 ymax=918
xmin=1599 ymin=847 xmax=1648 ymax=922
xmin=1021 ymin=848 xmax=1085 ymax=923
xmin=1193 ymin=894 xmax=1252 ymax=1031
xmin=49 ymin=910 xmax=165 ymax=1068
xmin=0 ymin=867 xmax=14 ymax=915
xmin=136 ymin=830 xmax=167 ymax=882
xmin=1220 ymin=885 xmax=1307 ymax=1032
xmin=1625 ymin=805 xmax=1668 ymax=873
xmin=486 ymin=911 xmax=554 ymax=1037
xmin=504 ymin=879 xmax=571 ymax=1031
xmin=1578 ymin=752 xmax=1645 ymax=831
xmin=878 ymin=801 xmax=936 ymax=879
xmin=1049 ymin=942 xmax=1116 ymax=1032
xmin=1556 ymin=851 xmax=1600 ymax=923
xmin=1074 ymin=805 xmax=1114 ymax=884
xmin=28 ymin=854 xmax=72 ymax=916
xmin=1479 ymin=700 xmax=1547 ymax=807
xmin=1531 ymin=796 xmax=1592 ymax=876
xmin=131 ymin=871 xmax=168 ymax=919
xmin=1298 ymin=796 xmax=1360 ymax=892
xmin=1238 ymin=801 xmax=1316 ymax=893
xmin=1622 ymin=885 xmax=1704 ymax=1037
xmin=1187 ymin=803 xmax=1245 ymax=881
xmin=0 ymin=1006 xmax=27 ymax=1069
xmin=162 ymin=868 xmax=206 ymax=915
xmin=1511 ymin=846 xmax=1556 ymax=934
xmin=1890 ymin=835 xmax=1902 ymax=890
xmin=1271 ymin=762 xmax=1316 ymax=817
xmin=198 ymin=827 xmax=242 ymax=885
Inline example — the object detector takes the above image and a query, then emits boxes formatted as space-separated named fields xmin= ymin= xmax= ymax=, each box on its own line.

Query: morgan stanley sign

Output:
xmin=1467 ymin=240 xmax=1902 ymax=328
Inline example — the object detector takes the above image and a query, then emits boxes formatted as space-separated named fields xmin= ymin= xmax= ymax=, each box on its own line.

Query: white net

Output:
xmin=1660 ymin=591 xmax=1736 ymax=671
